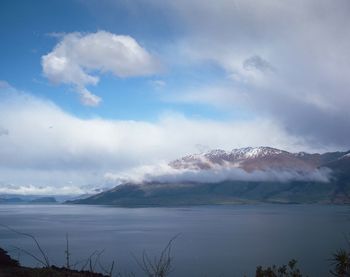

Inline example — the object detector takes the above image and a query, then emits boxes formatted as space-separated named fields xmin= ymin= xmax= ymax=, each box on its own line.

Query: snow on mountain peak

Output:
xmin=169 ymin=146 xmax=291 ymax=171
xmin=230 ymin=146 xmax=285 ymax=159
xmin=207 ymin=149 xmax=227 ymax=156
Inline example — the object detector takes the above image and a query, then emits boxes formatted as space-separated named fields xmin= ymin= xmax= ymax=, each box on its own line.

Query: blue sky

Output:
xmin=1 ymin=0 xmax=350 ymax=194
xmin=0 ymin=0 xmax=229 ymax=121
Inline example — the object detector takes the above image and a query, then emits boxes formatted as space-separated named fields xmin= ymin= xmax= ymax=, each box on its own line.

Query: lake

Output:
xmin=0 ymin=204 xmax=349 ymax=276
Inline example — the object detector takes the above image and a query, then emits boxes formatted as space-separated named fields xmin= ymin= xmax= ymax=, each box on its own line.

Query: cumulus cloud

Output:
xmin=42 ymin=31 xmax=161 ymax=106
xmin=0 ymin=86 xmax=319 ymax=194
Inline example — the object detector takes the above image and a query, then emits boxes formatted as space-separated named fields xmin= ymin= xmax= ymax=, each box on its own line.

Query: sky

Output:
xmin=0 ymin=0 xmax=349 ymax=195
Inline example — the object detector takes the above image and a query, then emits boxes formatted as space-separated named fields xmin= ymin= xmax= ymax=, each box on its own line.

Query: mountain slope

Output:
xmin=70 ymin=180 xmax=340 ymax=206
xmin=70 ymin=147 xmax=350 ymax=206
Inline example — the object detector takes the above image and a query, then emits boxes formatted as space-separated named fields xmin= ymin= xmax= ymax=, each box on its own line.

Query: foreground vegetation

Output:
xmin=1 ymin=246 xmax=349 ymax=277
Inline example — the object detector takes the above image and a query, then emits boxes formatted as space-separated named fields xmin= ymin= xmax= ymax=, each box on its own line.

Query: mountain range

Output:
xmin=69 ymin=147 xmax=350 ymax=206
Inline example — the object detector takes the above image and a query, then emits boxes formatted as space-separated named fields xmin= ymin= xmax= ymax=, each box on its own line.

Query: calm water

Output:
xmin=0 ymin=204 xmax=349 ymax=276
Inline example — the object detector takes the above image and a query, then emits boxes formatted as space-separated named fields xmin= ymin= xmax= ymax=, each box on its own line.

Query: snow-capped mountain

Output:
xmin=71 ymin=147 xmax=350 ymax=206
xmin=169 ymin=146 xmax=346 ymax=172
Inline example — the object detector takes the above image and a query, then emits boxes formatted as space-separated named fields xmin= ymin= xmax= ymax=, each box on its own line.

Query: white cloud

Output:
xmin=133 ymin=0 xmax=350 ymax=148
xmin=42 ymin=31 xmax=161 ymax=106
xmin=76 ymin=87 xmax=102 ymax=107
xmin=0 ymin=86 xmax=319 ymax=194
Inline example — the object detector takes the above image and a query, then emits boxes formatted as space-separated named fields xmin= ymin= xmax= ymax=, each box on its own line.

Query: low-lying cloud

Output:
xmin=105 ymin=163 xmax=331 ymax=186
xmin=0 ymin=184 xmax=86 ymax=196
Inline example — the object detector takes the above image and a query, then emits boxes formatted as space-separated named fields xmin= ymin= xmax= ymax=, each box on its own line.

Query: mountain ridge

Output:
xmin=169 ymin=146 xmax=349 ymax=172
xmin=69 ymin=147 xmax=350 ymax=206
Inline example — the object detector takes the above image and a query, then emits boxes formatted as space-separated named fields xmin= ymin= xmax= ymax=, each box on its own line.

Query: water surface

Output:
xmin=0 ymin=204 xmax=349 ymax=276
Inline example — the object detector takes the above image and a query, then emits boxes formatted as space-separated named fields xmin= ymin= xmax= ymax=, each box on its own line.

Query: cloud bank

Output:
xmin=105 ymin=163 xmax=331 ymax=186
xmin=115 ymin=0 xmax=350 ymax=149
xmin=0 ymin=85 xmax=320 ymax=194
xmin=42 ymin=31 xmax=160 ymax=106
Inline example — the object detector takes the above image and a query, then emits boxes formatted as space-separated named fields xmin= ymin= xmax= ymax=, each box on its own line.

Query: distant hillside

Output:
xmin=0 ymin=196 xmax=57 ymax=204
xmin=29 ymin=197 xmax=57 ymax=203
xmin=0 ymin=197 xmax=26 ymax=204
xmin=69 ymin=147 xmax=350 ymax=206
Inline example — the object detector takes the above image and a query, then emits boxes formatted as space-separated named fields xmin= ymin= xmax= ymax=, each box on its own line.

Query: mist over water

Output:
xmin=0 ymin=204 xmax=349 ymax=276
